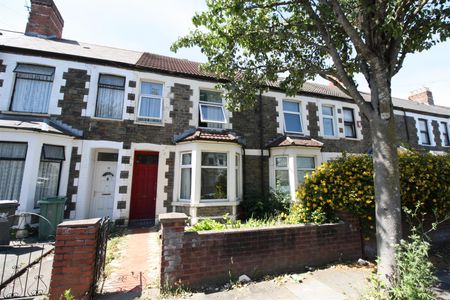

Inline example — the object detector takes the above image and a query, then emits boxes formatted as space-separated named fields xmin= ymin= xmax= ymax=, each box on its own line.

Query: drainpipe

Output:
xmin=258 ymin=91 xmax=265 ymax=199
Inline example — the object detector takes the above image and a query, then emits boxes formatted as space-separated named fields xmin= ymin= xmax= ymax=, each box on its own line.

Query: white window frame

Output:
xmin=94 ymin=73 xmax=126 ymax=120
xmin=199 ymin=103 xmax=227 ymax=124
xmin=296 ymin=156 xmax=316 ymax=184
xmin=200 ymin=151 xmax=228 ymax=202
xmin=343 ymin=107 xmax=357 ymax=139
xmin=418 ymin=118 xmax=432 ymax=146
xmin=321 ymin=105 xmax=337 ymax=137
xmin=198 ymin=89 xmax=227 ymax=128
xmin=283 ymin=100 xmax=303 ymax=134
xmin=274 ymin=155 xmax=290 ymax=192
xmin=179 ymin=152 xmax=192 ymax=201
xmin=439 ymin=121 xmax=450 ymax=147
xmin=235 ymin=153 xmax=241 ymax=200
xmin=137 ymin=81 xmax=164 ymax=123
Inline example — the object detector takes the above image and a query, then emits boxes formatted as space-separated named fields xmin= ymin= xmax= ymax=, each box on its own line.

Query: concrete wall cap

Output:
xmin=58 ymin=218 xmax=101 ymax=227
xmin=159 ymin=213 xmax=188 ymax=223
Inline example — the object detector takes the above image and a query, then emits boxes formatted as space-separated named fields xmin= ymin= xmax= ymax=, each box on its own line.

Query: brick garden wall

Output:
xmin=159 ymin=213 xmax=362 ymax=289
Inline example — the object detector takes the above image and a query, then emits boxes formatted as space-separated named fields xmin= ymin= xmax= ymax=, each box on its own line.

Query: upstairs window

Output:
xmin=418 ymin=119 xmax=431 ymax=145
xmin=283 ymin=100 xmax=303 ymax=134
xmin=11 ymin=64 xmax=55 ymax=114
xmin=34 ymin=145 xmax=65 ymax=207
xmin=274 ymin=156 xmax=290 ymax=193
xmin=322 ymin=105 xmax=336 ymax=137
xmin=0 ymin=142 xmax=27 ymax=201
xmin=343 ymin=108 xmax=357 ymax=138
xmin=138 ymin=82 xmax=163 ymax=123
xmin=440 ymin=122 xmax=449 ymax=146
xmin=201 ymin=152 xmax=227 ymax=200
xmin=297 ymin=156 xmax=315 ymax=184
xmin=95 ymin=74 xmax=125 ymax=119
xmin=199 ymin=90 xmax=226 ymax=129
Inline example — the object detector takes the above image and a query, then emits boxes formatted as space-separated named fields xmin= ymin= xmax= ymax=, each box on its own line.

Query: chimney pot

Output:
xmin=408 ymin=87 xmax=434 ymax=106
xmin=25 ymin=0 xmax=64 ymax=39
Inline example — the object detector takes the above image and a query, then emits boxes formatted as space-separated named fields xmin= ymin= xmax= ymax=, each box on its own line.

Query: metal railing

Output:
xmin=92 ymin=217 xmax=110 ymax=295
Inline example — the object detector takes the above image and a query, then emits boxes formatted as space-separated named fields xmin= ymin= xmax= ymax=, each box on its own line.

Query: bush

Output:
xmin=239 ymin=187 xmax=290 ymax=220
xmin=297 ymin=151 xmax=450 ymax=232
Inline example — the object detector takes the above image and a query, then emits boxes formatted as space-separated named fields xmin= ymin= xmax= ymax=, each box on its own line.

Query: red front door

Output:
xmin=130 ymin=151 xmax=159 ymax=220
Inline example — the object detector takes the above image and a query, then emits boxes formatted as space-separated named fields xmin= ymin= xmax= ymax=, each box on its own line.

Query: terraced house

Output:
xmin=0 ymin=0 xmax=449 ymax=225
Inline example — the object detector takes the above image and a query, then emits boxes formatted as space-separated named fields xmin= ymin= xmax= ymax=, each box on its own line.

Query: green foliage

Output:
xmin=63 ymin=289 xmax=74 ymax=300
xmin=188 ymin=218 xmax=226 ymax=232
xmin=188 ymin=214 xmax=282 ymax=232
xmin=297 ymin=151 xmax=450 ymax=233
xmin=283 ymin=202 xmax=337 ymax=225
xmin=239 ymin=188 xmax=290 ymax=220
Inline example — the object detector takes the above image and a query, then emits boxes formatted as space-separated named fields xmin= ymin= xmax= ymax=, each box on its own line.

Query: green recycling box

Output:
xmin=38 ymin=196 xmax=66 ymax=240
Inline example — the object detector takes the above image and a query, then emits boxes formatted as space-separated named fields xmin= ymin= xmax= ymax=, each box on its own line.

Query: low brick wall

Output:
xmin=49 ymin=218 xmax=100 ymax=300
xmin=160 ymin=213 xmax=362 ymax=288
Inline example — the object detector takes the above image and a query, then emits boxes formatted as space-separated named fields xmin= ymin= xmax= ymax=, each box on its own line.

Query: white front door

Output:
xmin=89 ymin=154 xmax=117 ymax=218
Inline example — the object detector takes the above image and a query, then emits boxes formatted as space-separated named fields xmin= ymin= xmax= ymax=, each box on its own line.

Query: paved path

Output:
xmin=98 ymin=227 xmax=160 ymax=300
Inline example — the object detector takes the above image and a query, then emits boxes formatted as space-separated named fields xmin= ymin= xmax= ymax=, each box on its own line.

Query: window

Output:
xmin=274 ymin=156 xmax=290 ymax=193
xmin=199 ymin=90 xmax=226 ymax=128
xmin=283 ymin=100 xmax=303 ymax=133
xmin=235 ymin=153 xmax=240 ymax=199
xmin=297 ymin=156 xmax=315 ymax=184
xmin=95 ymin=74 xmax=125 ymax=119
xmin=418 ymin=119 xmax=431 ymax=145
xmin=11 ymin=64 xmax=55 ymax=113
xmin=138 ymin=82 xmax=163 ymax=123
xmin=0 ymin=142 xmax=27 ymax=200
xmin=201 ymin=152 xmax=227 ymax=200
xmin=34 ymin=145 xmax=65 ymax=207
xmin=322 ymin=105 xmax=335 ymax=136
xmin=440 ymin=122 xmax=449 ymax=146
xmin=343 ymin=108 xmax=357 ymax=138
xmin=180 ymin=153 xmax=192 ymax=201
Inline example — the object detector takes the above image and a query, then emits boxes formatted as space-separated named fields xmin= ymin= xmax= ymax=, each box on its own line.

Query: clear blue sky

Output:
xmin=0 ymin=0 xmax=448 ymax=106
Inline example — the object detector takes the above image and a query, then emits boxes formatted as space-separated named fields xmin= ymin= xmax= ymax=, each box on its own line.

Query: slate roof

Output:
xmin=267 ymin=136 xmax=324 ymax=148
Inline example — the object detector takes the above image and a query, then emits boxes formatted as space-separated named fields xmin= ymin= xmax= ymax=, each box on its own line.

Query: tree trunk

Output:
xmin=370 ymin=107 xmax=402 ymax=287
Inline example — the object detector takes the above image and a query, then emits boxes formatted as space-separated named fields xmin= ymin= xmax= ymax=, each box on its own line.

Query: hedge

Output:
xmin=297 ymin=151 xmax=450 ymax=232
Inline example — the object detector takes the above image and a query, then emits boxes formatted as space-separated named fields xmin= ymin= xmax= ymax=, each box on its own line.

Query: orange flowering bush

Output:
xmin=297 ymin=151 xmax=450 ymax=233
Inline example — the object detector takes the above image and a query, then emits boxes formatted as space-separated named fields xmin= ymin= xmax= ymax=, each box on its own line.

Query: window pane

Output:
xmin=200 ymin=104 xmax=226 ymax=123
xmin=42 ymin=145 xmax=65 ymax=161
xmin=200 ymin=90 xmax=222 ymax=103
xmin=96 ymin=87 xmax=124 ymax=119
xmin=12 ymin=78 xmax=52 ymax=113
xmin=275 ymin=156 xmax=288 ymax=168
xmin=141 ymin=82 xmax=163 ymax=96
xmin=97 ymin=152 xmax=118 ymax=162
xmin=180 ymin=168 xmax=191 ymax=199
xmin=345 ymin=124 xmax=356 ymax=138
xmin=322 ymin=106 xmax=333 ymax=116
xmin=421 ymin=132 xmax=430 ymax=144
xmin=275 ymin=170 xmax=290 ymax=193
xmin=297 ymin=157 xmax=315 ymax=169
xmin=419 ymin=119 xmax=428 ymax=131
xmin=0 ymin=143 xmax=27 ymax=159
xmin=99 ymin=74 xmax=125 ymax=87
xmin=0 ymin=160 xmax=25 ymax=200
xmin=34 ymin=161 xmax=61 ymax=207
xmin=14 ymin=64 xmax=55 ymax=76
xmin=323 ymin=118 xmax=335 ymax=136
xmin=181 ymin=153 xmax=191 ymax=165
xmin=139 ymin=97 xmax=161 ymax=119
xmin=284 ymin=113 xmax=303 ymax=132
xmin=297 ymin=170 xmax=313 ymax=184
xmin=201 ymin=152 xmax=227 ymax=166
xmin=201 ymin=168 xmax=227 ymax=199
xmin=343 ymin=108 xmax=354 ymax=122
xmin=283 ymin=101 xmax=300 ymax=112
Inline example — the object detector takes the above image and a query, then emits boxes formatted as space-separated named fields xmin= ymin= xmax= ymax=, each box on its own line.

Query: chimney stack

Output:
xmin=408 ymin=87 xmax=434 ymax=105
xmin=25 ymin=0 xmax=64 ymax=39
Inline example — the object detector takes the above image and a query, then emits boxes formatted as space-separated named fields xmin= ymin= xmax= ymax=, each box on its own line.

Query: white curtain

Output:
xmin=0 ymin=143 xmax=27 ymax=201
xmin=200 ymin=104 xmax=225 ymax=122
xmin=96 ymin=87 xmax=124 ymax=119
xmin=139 ymin=97 xmax=161 ymax=118
xmin=180 ymin=168 xmax=191 ymax=200
xmin=11 ymin=78 xmax=52 ymax=113
xmin=34 ymin=161 xmax=61 ymax=207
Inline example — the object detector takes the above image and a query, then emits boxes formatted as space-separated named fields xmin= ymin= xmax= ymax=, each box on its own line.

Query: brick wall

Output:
xmin=49 ymin=218 xmax=100 ymax=300
xmin=159 ymin=213 xmax=362 ymax=289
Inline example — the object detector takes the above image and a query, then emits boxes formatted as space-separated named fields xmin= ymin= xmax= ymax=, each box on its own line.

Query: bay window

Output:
xmin=180 ymin=152 xmax=192 ymax=200
xmin=201 ymin=152 xmax=227 ymax=200
xmin=0 ymin=142 xmax=27 ymax=200
xmin=274 ymin=156 xmax=290 ymax=193
xmin=283 ymin=100 xmax=303 ymax=134
xmin=95 ymin=74 xmax=125 ymax=119
xmin=297 ymin=156 xmax=315 ymax=184
xmin=11 ymin=63 xmax=55 ymax=114
xmin=34 ymin=145 xmax=65 ymax=207
xmin=138 ymin=82 xmax=163 ymax=123
xmin=199 ymin=90 xmax=226 ymax=128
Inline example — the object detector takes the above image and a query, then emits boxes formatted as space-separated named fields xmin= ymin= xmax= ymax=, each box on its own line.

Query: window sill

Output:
xmin=90 ymin=116 xmax=123 ymax=122
xmin=343 ymin=137 xmax=361 ymax=141
xmin=1 ymin=111 xmax=50 ymax=117
xmin=321 ymin=135 xmax=340 ymax=140
xmin=172 ymin=201 xmax=239 ymax=207
xmin=134 ymin=120 xmax=164 ymax=127
xmin=418 ymin=143 xmax=436 ymax=147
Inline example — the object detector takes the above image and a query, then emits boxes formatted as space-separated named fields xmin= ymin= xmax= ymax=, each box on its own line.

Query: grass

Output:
xmin=102 ymin=226 xmax=127 ymax=282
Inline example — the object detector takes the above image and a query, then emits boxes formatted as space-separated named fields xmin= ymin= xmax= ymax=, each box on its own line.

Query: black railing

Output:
xmin=0 ymin=242 xmax=53 ymax=299
xmin=92 ymin=217 xmax=110 ymax=295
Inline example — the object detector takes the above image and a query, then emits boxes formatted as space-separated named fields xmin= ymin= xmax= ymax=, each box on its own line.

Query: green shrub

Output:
xmin=239 ymin=187 xmax=290 ymax=220
xmin=283 ymin=202 xmax=337 ymax=224
xmin=187 ymin=218 xmax=226 ymax=231
xmin=297 ymin=151 xmax=450 ymax=232
xmin=188 ymin=215 xmax=283 ymax=232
